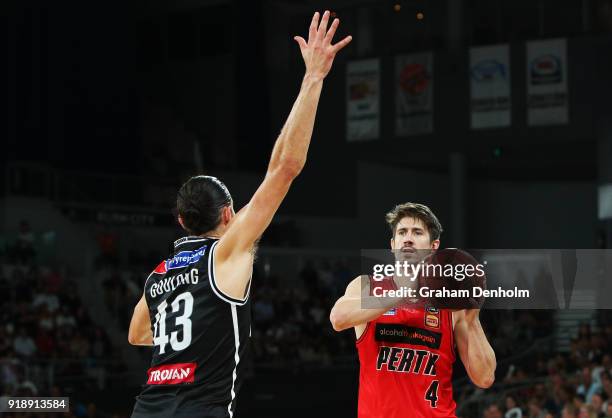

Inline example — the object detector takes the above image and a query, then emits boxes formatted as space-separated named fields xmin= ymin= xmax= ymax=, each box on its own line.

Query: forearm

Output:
xmin=462 ymin=318 xmax=496 ymax=388
xmin=330 ymin=295 xmax=403 ymax=332
xmin=268 ymin=75 xmax=323 ymax=174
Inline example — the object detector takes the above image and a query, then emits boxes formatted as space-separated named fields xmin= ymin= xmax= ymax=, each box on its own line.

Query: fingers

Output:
xmin=308 ymin=12 xmax=319 ymax=43
xmin=294 ymin=36 xmax=307 ymax=51
xmin=324 ymin=18 xmax=340 ymax=44
xmin=316 ymin=10 xmax=330 ymax=42
xmin=332 ymin=35 xmax=353 ymax=53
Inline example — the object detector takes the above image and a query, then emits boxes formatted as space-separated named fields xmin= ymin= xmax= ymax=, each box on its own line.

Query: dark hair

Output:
xmin=176 ymin=176 xmax=232 ymax=235
xmin=385 ymin=202 xmax=443 ymax=241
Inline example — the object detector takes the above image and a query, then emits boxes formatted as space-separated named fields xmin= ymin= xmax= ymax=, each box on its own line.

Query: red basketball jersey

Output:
xmin=356 ymin=277 xmax=457 ymax=418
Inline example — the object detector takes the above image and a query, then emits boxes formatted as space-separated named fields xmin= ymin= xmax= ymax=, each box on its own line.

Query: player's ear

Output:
xmin=221 ymin=205 xmax=233 ymax=225
xmin=431 ymin=239 xmax=440 ymax=250
xmin=178 ymin=215 xmax=185 ymax=229
xmin=390 ymin=237 xmax=395 ymax=249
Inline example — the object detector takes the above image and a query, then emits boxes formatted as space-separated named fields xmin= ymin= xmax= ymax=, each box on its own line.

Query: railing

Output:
xmin=4 ymin=161 xmax=177 ymax=209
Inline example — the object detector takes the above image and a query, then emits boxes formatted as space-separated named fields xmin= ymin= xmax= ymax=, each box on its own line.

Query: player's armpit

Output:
xmin=212 ymin=168 xmax=296 ymax=301
xmin=128 ymin=294 xmax=153 ymax=346
xmin=453 ymin=310 xmax=496 ymax=389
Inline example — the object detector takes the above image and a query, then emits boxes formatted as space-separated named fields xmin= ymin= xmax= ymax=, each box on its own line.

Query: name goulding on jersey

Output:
xmin=150 ymin=269 xmax=199 ymax=298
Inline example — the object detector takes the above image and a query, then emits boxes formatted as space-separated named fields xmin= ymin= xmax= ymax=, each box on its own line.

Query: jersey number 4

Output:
xmin=425 ymin=380 xmax=439 ymax=408
xmin=153 ymin=291 xmax=193 ymax=355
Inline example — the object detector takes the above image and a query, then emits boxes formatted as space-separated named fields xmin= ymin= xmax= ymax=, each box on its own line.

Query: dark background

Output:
xmin=2 ymin=0 xmax=612 ymax=417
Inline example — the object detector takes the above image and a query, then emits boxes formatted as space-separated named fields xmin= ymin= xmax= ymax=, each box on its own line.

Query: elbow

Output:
xmin=474 ymin=375 xmax=495 ymax=389
xmin=329 ymin=309 xmax=350 ymax=332
xmin=277 ymin=158 xmax=303 ymax=179
xmin=472 ymin=367 xmax=496 ymax=389
xmin=128 ymin=332 xmax=137 ymax=346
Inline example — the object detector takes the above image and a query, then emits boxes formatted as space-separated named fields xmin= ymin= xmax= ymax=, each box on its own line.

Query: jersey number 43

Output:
xmin=153 ymin=291 xmax=194 ymax=355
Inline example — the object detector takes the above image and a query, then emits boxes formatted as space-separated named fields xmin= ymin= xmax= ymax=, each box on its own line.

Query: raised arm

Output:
xmin=454 ymin=309 xmax=496 ymax=388
xmin=330 ymin=276 xmax=409 ymax=336
xmin=214 ymin=12 xmax=351 ymax=293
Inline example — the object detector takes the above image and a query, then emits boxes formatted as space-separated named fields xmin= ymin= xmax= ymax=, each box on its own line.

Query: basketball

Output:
xmin=418 ymin=248 xmax=487 ymax=310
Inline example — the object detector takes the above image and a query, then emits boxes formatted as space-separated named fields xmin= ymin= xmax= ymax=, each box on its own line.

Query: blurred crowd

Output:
xmin=465 ymin=321 xmax=612 ymax=418
xmin=250 ymin=260 xmax=355 ymax=366
xmin=0 ymin=225 xmax=121 ymax=417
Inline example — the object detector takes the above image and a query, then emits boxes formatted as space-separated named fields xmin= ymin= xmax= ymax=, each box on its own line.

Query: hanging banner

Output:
xmin=527 ymin=38 xmax=569 ymax=126
xmin=470 ymin=44 xmax=511 ymax=129
xmin=346 ymin=59 xmax=380 ymax=141
xmin=395 ymin=52 xmax=434 ymax=136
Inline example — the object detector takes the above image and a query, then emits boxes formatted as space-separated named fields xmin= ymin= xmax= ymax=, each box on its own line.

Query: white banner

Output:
xmin=346 ymin=59 xmax=380 ymax=141
xmin=527 ymin=38 xmax=568 ymax=126
xmin=470 ymin=44 xmax=511 ymax=129
xmin=395 ymin=52 xmax=434 ymax=136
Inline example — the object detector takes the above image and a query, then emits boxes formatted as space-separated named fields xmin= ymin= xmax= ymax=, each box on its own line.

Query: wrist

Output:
xmin=464 ymin=309 xmax=480 ymax=324
xmin=303 ymin=73 xmax=325 ymax=84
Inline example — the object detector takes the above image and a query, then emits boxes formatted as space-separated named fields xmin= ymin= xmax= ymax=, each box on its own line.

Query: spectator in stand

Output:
xmin=527 ymin=398 xmax=546 ymax=418
xmin=487 ymin=404 xmax=504 ymax=418
xmin=561 ymin=404 xmax=578 ymax=418
xmin=602 ymin=372 xmax=612 ymax=411
xmin=11 ymin=220 xmax=36 ymax=264
xmin=505 ymin=395 xmax=523 ymax=418
xmin=56 ymin=305 xmax=77 ymax=329
xmin=578 ymin=366 xmax=603 ymax=404
xmin=32 ymin=284 xmax=59 ymax=313
xmin=35 ymin=327 xmax=55 ymax=358
xmin=13 ymin=329 xmax=36 ymax=358
xmin=590 ymin=393 xmax=605 ymax=418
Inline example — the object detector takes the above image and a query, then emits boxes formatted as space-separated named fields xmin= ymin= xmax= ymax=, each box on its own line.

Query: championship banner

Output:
xmin=395 ymin=52 xmax=434 ymax=136
xmin=469 ymin=44 xmax=511 ymax=129
xmin=527 ymin=38 xmax=569 ymax=126
xmin=346 ymin=59 xmax=380 ymax=141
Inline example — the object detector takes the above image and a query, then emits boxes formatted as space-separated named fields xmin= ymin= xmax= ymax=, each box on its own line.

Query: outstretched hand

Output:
xmin=294 ymin=10 xmax=352 ymax=80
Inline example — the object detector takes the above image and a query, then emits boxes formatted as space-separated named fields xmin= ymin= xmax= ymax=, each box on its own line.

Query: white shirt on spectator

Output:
xmin=56 ymin=314 xmax=76 ymax=328
xmin=505 ymin=407 xmax=522 ymax=418
xmin=32 ymin=293 xmax=59 ymax=312
xmin=13 ymin=336 xmax=36 ymax=357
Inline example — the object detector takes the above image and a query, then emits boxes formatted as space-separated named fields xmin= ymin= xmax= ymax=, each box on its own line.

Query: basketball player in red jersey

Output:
xmin=330 ymin=203 xmax=496 ymax=418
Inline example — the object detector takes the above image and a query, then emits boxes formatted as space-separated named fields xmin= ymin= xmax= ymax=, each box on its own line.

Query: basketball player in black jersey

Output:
xmin=127 ymin=11 xmax=351 ymax=418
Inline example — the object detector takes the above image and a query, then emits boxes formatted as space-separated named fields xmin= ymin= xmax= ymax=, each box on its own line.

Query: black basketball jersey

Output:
xmin=132 ymin=236 xmax=251 ymax=418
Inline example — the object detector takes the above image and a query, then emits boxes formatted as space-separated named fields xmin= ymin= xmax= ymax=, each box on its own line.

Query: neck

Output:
xmin=199 ymin=227 xmax=223 ymax=239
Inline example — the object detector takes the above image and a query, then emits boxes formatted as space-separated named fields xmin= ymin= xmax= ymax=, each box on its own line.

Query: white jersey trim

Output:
xmin=227 ymin=305 xmax=241 ymax=418
xmin=208 ymin=240 xmax=251 ymax=305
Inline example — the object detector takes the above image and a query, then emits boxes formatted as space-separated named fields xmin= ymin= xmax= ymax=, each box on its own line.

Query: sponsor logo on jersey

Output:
xmin=166 ymin=245 xmax=207 ymax=271
xmin=153 ymin=260 xmax=167 ymax=274
xmin=425 ymin=307 xmax=440 ymax=329
xmin=147 ymin=363 xmax=196 ymax=385
xmin=376 ymin=346 xmax=439 ymax=375
xmin=375 ymin=324 xmax=441 ymax=349
xmin=383 ymin=308 xmax=397 ymax=316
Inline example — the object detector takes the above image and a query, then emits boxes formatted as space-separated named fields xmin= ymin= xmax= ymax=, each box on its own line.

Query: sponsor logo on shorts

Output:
xmin=147 ymin=363 xmax=196 ymax=385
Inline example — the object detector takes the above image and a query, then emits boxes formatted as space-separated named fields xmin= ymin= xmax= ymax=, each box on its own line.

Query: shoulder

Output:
xmin=345 ymin=275 xmax=370 ymax=295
